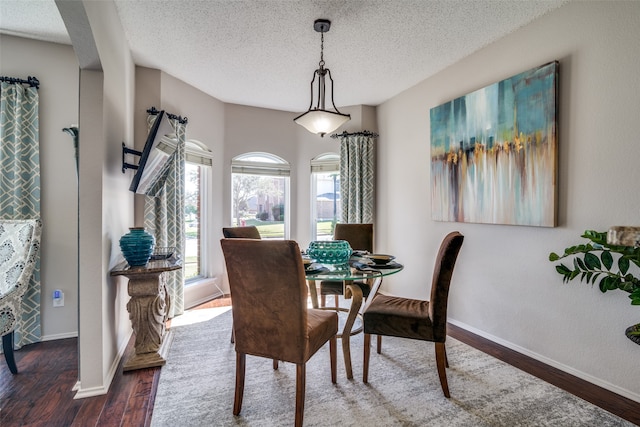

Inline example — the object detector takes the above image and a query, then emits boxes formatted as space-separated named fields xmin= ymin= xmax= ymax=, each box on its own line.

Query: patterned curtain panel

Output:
xmin=0 ymin=81 xmax=41 ymax=348
xmin=143 ymin=114 xmax=186 ymax=318
xmin=339 ymin=133 xmax=375 ymax=223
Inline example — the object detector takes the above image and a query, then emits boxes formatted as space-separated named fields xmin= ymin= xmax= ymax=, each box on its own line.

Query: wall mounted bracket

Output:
xmin=122 ymin=142 xmax=142 ymax=173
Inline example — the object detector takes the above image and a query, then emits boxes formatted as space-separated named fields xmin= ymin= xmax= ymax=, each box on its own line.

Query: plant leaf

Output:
xmin=599 ymin=276 xmax=610 ymax=293
xmin=601 ymin=250 xmax=613 ymax=270
xmin=584 ymin=253 xmax=601 ymax=270
xmin=555 ymin=264 xmax=571 ymax=276
xmin=569 ymin=269 xmax=580 ymax=281
xmin=618 ymin=257 xmax=630 ymax=275
xmin=549 ymin=252 xmax=560 ymax=261
xmin=600 ymin=276 xmax=621 ymax=292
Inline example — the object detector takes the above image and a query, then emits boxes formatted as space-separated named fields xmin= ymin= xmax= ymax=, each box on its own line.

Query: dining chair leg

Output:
xmin=334 ymin=295 xmax=339 ymax=307
xmin=435 ymin=342 xmax=450 ymax=398
xmin=330 ymin=335 xmax=337 ymax=383
xmin=363 ymin=333 xmax=371 ymax=383
xmin=2 ymin=332 xmax=18 ymax=374
xmin=230 ymin=327 xmax=235 ymax=344
xmin=320 ymin=294 xmax=326 ymax=307
xmin=444 ymin=346 xmax=449 ymax=368
xmin=273 ymin=359 xmax=279 ymax=370
xmin=234 ymin=352 xmax=246 ymax=415
xmin=376 ymin=335 xmax=382 ymax=354
xmin=295 ymin=363 xmax=306 ymax=427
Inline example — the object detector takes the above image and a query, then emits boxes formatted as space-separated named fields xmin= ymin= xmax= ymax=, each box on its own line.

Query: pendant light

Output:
xmin=294 ymin=19 xmax=350 ymax=137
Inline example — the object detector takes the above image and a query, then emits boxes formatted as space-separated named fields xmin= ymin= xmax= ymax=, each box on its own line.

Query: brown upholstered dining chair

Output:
xmin=220 ymin=238 xmax=338 ymax=427
xmin=319 ymin=223 xmax=374 ymax=307
xmin=222 ymin=225 xmax=261 ymax=239
xmin=222 ymin=225 xmax=261 ymax=344
xmin=362 ymin=231 xmax=464 ymax=398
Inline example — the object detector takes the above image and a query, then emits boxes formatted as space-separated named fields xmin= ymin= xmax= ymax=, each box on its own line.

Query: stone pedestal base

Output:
xmin=124 ymin=329 xmax=174 ymax=371
xmin=111 ymin=258 xmax=182 ymax=372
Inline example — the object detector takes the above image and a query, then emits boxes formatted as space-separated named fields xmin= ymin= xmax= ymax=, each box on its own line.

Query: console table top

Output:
xmin=110 ymin=257 xmax=182 ymax=276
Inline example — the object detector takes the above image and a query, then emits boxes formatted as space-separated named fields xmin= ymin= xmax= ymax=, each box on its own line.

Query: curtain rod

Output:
xmin=0 ymin=75 xmax=40 ymax=89
xmin=330 ymin=130 xmax=379 ymax=139
xmin=147 ymin=106 xmax=188 ymax=124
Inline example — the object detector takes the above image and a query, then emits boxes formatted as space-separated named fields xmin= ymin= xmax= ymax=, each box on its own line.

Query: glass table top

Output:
xmin=304 ymin=256 xmax=403 ymax=281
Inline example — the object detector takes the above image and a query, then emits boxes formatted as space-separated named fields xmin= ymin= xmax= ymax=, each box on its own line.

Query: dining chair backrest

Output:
xmin=220 ymin=238 xmax=309 ymax=363
xmin=428 ymin=231 xmax=464 ymax=341
xmin=333 ymin=223 xmax=373 ymax=252
xmin=222 ymin=226 xmax=261 ymax=239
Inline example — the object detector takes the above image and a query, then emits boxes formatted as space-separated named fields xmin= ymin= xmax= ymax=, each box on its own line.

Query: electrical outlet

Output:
xmin=53 ymin=289 xmax=64 ymax=307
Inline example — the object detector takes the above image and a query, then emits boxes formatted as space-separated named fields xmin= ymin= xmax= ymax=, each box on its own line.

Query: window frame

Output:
xmin=231 ymin=152 xmax=291 ymax=240
xmin=311 ymin=152 xmax=340 ymax=241
xmin=181 ymin=140 xmax=220 ymax=308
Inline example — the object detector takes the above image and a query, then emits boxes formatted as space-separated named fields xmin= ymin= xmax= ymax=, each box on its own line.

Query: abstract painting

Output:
xmin=430 ymin=61 xmax=558 ymax=227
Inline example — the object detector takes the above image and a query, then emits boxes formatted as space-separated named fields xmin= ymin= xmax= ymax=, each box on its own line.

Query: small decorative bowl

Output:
xmin=364 ymin=254 xmax=396 ymax=265
xmin=307 ymin=240 xmax=352 ymax=265
xmin=150 ymin=246 xmax=176 ymax=260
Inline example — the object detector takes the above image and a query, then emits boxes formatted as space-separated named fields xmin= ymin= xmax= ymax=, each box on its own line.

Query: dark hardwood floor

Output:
xmin=2 ymin=297 xmax=639 ymax=426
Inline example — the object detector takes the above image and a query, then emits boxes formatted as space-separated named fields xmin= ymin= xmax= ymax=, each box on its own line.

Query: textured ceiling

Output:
xmin=0 ymin=0 xmax=568 ymax=113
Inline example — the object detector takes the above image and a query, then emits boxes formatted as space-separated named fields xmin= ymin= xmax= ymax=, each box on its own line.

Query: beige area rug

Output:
xmin=151 ymin=308 xmax=632 ymax=426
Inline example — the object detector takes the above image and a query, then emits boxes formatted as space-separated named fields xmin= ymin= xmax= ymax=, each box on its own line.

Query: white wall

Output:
xmin=376 ymin=1 xmax=640 ymax=400
xmin=76 ymin=0 xmax=135 ymax=397
xmin=0 ymin=35 xmax=79 ymax=339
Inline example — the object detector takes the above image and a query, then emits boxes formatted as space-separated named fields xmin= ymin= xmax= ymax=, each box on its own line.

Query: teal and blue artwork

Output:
xmin=430 ymin=61 xmax=558 ymax=227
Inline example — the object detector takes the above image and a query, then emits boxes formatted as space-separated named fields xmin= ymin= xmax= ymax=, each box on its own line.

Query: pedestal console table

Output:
xmin=110 ymin=257 xmax=181 ymax=371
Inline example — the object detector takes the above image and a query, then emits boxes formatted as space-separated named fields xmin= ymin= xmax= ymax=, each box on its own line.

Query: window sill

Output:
xmin=184 ymin=276 xmax=223 ymax=309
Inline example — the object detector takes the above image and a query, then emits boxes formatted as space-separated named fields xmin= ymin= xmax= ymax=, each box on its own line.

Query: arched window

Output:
xmin=231 ymin=152 xmax=290 ymax=239
xmin=311 ymin=153 xmax=340 ymax=240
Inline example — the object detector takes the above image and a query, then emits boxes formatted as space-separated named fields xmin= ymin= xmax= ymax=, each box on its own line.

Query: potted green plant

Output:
xmin=549 ymin=230 xmax=640 ymax=344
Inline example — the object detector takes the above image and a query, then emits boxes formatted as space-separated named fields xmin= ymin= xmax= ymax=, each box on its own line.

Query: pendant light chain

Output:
xmin=319 ymin=31 xmax=325 ymax=68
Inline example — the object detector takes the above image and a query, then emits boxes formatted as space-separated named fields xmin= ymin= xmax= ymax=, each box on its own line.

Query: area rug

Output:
xmin=151 ymin=308 xmax=632 ymax=426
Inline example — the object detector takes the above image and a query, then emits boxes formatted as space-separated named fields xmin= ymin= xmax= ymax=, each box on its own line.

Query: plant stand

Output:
xmin=625 ymin=323 xmax=640 ymax=345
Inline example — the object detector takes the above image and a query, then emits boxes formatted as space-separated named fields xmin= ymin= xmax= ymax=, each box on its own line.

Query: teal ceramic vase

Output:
xmin=119 ymin=227 xmax=155 ymax=266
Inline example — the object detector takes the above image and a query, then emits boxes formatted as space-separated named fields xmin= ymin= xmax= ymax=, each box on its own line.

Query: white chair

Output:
xmin=0 ymin=219 xmax=42 ymax=374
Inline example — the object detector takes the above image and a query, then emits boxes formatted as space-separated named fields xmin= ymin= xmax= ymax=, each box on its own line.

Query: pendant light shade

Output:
xmin=294 ymin=109 xmax=351 ymax=136
xmin=294 ymin=19 xmax=350 ymax=137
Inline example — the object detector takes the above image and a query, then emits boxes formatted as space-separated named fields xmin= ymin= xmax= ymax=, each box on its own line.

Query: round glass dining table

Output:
xmin=305 ymin=257 xmax=403 ymax=380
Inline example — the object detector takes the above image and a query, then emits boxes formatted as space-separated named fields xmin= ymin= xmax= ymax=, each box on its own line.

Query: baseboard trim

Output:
xmin=73 ymin=330 xmax=132 ymax=400
xmin=447 ymin=321 xmax=640 ymax=425
xmin=41 ymin=331 xmax=78 ymax=341
xmin=448 ymin=319 xmax=639 ymax=402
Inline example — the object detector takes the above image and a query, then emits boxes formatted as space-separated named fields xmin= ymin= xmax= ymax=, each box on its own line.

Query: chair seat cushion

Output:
xmin=363 ymin=294 xmax=439 ymax=342
xmin=320 ymin=280 xmax=371 ymax=297
xmin=306 ymin=308 xmax=338 ymax=359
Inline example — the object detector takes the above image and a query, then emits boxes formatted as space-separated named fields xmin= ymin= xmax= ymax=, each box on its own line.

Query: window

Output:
xmin=231 ymin=152 xmax=290 ymax=239
xmin=181 ymin=140 xmax=213 ymax=281
xmin=311 ymin=153 xmax=340 ymax=241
